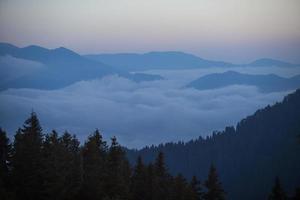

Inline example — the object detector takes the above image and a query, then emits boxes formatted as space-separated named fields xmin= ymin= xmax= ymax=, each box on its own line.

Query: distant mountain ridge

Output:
xmin=187 ymin=71 xmax=300 ymax=92
xmin=126 ymin=89 xmax=300 ymax=200
xmin=85 ymin=51 xmax=234 ymax=71
xmin=1 ymin=42 xmax=298 ymax=74
xmin=246 ymin=58 xmax=298 ymax=67
xmin=86 ymin=51 xmax=299 ymax=71
xmin=1 ymin=42 xmax=299 ymax=91
xmin=0 ymin=43 xmax=83 ymax=64
xmin=0 ymin=43 xmax=163 ymax=90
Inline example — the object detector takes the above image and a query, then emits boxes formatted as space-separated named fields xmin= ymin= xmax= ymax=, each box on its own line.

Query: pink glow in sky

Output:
xmin=0 ymin=0 xmax=300 ymax=63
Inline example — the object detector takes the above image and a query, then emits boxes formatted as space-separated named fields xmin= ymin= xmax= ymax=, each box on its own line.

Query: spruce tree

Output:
xmin=42 ymin=131 xmax=60 ymax=199
xmin=145 ymin=163 xmax=154 ymax=200
xmin=153 ymin=151 xmax=171 ymax=200
xmin=268 ymin=177 xmax=287 ymax=200
xmin=190 ymin=176 xmax=203 ymax=200
xmin=11 ymin=112 xmax=44 ymax=200
xmin=154 ymin=151 xmax=167 ymax=177
xmin=131 ymin=156 xmax=147 ymax=200
xmin=204 ymin=164 xmax=225 ymax=200
xmin=105 ymin=136 xmax=131 ymax=200
xmin=41 ymin=130 xmax=82 ymax=200
xmin=172 ymin=173 xmax=189 ymax=200
xmin=0 ymin=128 xmax=11 ymax=177
xmin=59 ymin=131 xmax=82 ymax=199
xmin=0 ymin=128 xmax=12 ymax=199
xmin=81 ymin=129 xmax=108 ymax=200
xmin=41 ymin=130 xmax=62 ymax=200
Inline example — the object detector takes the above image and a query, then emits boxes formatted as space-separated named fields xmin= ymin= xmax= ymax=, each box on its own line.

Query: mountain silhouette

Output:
xmin=246 ymin=58 xmax=298 ymax=67
xmin=187 ymin=71 xmax=300 ymax=92
xmin=86 ymin=52 xmax=299 ymax=71
xmin=0 ymin=43 xmax=163 ymax=90
xmin=85 ymin=51 xmax=234 ymax=71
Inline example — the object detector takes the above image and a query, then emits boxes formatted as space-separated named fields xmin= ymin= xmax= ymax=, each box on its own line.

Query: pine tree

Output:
xmin=40 ymin=130 xmax=62 ymax=200
xmin=145 ymin=163 xmax=154 ymax=200
xmin=153 ymin=151 xmax=171 ymax=200
xmin=154 ymin=151 xmax=168 ymax=177
xmin=41 ymin=130 xmax=82 ymax=200
xmin=59 ymin=131 xmax=82 ymax=199
xmin=204 ymin=164 xmax=225 ymax=200
xmin=105 ymin=136 xmax=131 ymax=200
xmin=268 ymin=177 xmax=287 ymax=200
xmin=11 ymin=112 xmax=44 ymax=200
xmin=172 ymin=173 xmax=189 ymax=200
xmin=81 ymin=129 xmax=108 ymax=200
xmin=0 ymin=128 xmax=12 ymax=199
xmin=131 ymin=156 xmax=147 ymax=200
xmin=190 ymin=176 xmax=203 ymax=200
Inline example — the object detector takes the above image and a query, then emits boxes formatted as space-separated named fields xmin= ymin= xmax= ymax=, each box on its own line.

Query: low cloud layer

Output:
xmin=0 ymin=69 xmax=292 ymax=148
xmin=0 ymin=55 xmax=45 ymax=83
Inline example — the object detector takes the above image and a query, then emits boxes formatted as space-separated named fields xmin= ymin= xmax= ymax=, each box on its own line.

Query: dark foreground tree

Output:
xmin=190 ymin=175 xmax=204 ymax=200
xmin=11 ymin=112 xmax=44 ymax=200
xmin=153 ymin=151 xmax=172 ymax=200
xmin=204 ymin=164 xmax=225 ymax=200
xmin=105 ymin=136 xmax=131 ymax=200
xmin=268 ymin=177 xmax=287 ymax=200
xmin=0 ymin=128 xmax=12 ymax=199
xmin=60 ymin=131 xmax=82 ymax=199
xmin=145 ymin=163 xmax=155 ymax=200
xmin=81 ymin=129 xmax=107 ymax=200
xmin=1 ymin=112 xmax=220 ymax=200
xmin=41 ymin=130 xmax=81 ymax=200
xmin=172 ymin=173 xmax=190 ymax=200
xmin=41 ymin=130 xmax=64 ymax=200
xmin=130 ymin=156 xmax=147 ymax=200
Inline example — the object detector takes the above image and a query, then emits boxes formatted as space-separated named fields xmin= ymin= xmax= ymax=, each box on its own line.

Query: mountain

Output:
xmin=85 ymin=51 xmax=235 ymax=71
xmin=0 ymin=43 xmax=163 ymax=90
xmin=126 ymin=88 xmax=300 ymax=200
xmin=247 ymin=58 xmax=298 ymax=67
xmin=187 ymin=71 xmax=300 ymax=92
xmin=85 ymin=52 xmax=300 ymax=71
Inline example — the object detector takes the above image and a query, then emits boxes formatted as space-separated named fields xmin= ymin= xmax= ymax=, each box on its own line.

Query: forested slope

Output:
xmin=127 ymin=89 xmax=300 ymax=199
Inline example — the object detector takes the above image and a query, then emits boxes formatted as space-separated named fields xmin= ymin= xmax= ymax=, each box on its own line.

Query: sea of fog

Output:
xmin=0 ymin=66 xmax=299 ymax=148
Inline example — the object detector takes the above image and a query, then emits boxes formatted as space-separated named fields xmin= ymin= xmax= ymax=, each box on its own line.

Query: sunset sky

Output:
xmin=0 ymin=0 xmax=300 ymax=63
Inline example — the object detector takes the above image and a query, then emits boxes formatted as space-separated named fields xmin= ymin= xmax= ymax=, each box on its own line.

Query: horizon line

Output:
xmin=1 ymin=41 xmax=299 ymax=65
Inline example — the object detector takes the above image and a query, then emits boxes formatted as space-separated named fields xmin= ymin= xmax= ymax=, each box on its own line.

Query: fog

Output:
xmin=0 ymin=55 xmax=45 ymax=84
xmin=1 ymin=66 xmax=297 ymax=148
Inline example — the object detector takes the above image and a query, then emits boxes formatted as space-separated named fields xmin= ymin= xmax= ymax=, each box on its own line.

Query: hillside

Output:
xmin=0 ymin=43 xmax=162 ymax=90
xmin=187 ymin=71 xmax=300 ymax=92
xmin=86 ymin=53 xmax=300 ymax=72
xmin=246 ymin=58 xmax=298 ymax=67
xmin=85 ymin=51 xmax=234 ymax=71
xmin=126 ymin=89 xmax=300 ymax=200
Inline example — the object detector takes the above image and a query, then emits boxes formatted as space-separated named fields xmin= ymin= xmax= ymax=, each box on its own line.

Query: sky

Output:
xmin=0 ymin=0 xmax=300 ymax=148
xmin=0 ymin=0 xmax=300 ymax=63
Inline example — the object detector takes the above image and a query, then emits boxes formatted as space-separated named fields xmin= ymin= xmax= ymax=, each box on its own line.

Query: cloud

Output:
xmin=0 ymin=55 xmax=45 ymax=83
xmin=0 ymin=69 xmax=292 ymax=149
